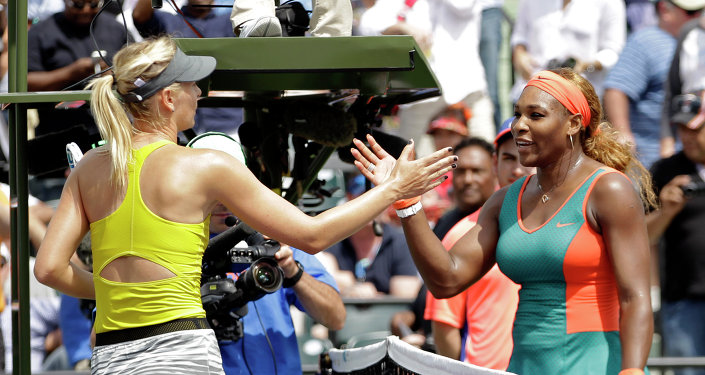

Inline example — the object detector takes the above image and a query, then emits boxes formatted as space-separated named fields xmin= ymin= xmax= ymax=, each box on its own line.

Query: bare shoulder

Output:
xmin=175 ymin=146 xmax=240 ymax=168
xmin=592 ymin=169 xmax=639 ymax=201
xmin=590 ymin=168 xmax=644 ymax=223
xmin=73 ymin=147 xmax=112 ymax=181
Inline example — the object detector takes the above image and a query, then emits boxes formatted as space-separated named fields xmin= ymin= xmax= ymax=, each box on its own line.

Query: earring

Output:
xmin=570 ymin=134 xmax=574 ymax=149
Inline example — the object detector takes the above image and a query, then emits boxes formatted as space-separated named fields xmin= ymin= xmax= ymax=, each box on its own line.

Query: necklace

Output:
xmin=536 ymin=157 xmax=582 ymax=204
xmin=537 ymin=182 xmax=553 ymax=204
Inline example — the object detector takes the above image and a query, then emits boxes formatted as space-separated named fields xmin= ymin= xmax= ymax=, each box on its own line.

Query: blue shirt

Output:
xmin=134 ymin=8 xmax=243 ymax=135
xmin=219 ymin=248 xmax=339 ymax=375
xmin=604 ymin=26 xmax=676 ymax=169
xmin=58 ymin=295 xmax=93 ymax=367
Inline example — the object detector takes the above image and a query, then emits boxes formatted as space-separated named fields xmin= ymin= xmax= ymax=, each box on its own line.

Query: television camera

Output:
xmin=200 ymin=220 xmax=285 ymax=341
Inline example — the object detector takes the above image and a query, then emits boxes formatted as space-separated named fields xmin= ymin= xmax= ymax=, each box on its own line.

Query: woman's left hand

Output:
xmin=351 ymin=135 xmax=397 ymax=187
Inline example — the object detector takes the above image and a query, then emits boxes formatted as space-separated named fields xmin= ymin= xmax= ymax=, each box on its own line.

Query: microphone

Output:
xmin=224 ymin=215 xmax=238 ymax=227
xmin=151 ymin=0 xmax=162 ymax=8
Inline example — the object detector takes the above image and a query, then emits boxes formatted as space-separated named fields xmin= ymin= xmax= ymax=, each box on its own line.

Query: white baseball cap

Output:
xmin=671 ymin=0 xmax=705 ymax=11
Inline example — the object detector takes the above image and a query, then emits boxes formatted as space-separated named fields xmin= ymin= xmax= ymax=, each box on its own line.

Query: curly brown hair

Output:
xmin=550 ymin=68 xmax=657 ymax=209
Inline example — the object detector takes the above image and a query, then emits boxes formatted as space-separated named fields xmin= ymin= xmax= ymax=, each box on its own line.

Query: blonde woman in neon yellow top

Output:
xmin=33 ymin=35 xmax=456 ymax=374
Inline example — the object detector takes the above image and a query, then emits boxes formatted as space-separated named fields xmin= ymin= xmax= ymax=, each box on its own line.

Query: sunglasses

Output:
xmin=68 ymin=0 xmax=103 ymax=9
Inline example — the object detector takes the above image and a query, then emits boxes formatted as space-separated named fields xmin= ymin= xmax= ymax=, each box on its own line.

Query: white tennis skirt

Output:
xmin=91 ymin=329 xmax=224 ymax=375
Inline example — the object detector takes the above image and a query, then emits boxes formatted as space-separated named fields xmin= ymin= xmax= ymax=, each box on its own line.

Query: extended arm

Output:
xmin=208 ymin=140 xmax=455 ymax=253
xmin=592 ymin=173 xmax=652 ymax=370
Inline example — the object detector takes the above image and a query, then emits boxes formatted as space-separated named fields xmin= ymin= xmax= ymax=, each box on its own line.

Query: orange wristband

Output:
xmin=393 ymin=196 xmax=421 ymax=210
xmin=618 ymin=369 xmax=645 ymax=375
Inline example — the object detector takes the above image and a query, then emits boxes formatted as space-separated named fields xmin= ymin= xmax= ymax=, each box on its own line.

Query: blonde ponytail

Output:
xmin=86 ymin=36 xmax=177 ymax=191
xmin=87 ymin=74 xmax=134 ymax=191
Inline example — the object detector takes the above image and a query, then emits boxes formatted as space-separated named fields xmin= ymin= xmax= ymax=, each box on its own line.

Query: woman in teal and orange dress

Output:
xmin=352 ymin=68 xmax=656 ymax=375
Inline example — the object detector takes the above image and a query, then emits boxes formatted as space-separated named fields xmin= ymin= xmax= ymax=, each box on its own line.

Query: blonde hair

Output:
xmin=86 ymin=36 xmax=181 ymax=190
xmin=550 ymin=68 xmax=657 ymax=209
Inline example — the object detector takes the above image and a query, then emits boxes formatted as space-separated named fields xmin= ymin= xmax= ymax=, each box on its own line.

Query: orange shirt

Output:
xmin=424 ymin=210 xmax=519 ymax=370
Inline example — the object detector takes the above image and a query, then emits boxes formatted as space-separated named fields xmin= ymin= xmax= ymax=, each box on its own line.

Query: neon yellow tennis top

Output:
xmin=90 ymin=140 xmax=210 ymax=333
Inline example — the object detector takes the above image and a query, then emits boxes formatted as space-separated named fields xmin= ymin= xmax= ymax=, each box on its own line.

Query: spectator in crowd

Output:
xmin=27 ymin=0 xmax=127 ymax=125
xmin=662 ymin=11 xmax=705 ymax=157
xmin=426 ymin=119 xmax=532 ymax=370
xmin=423 ymin=104 xmax=472 ymax=221
xmin=207 ymin=205 xmax=345 ymax=375
xmin=231 ymin=0 xmax=352 ymax=37
xmin=432 ymin=138 xmax=496 ymax=242
xmin=647 ymin=93 xmax=705 ymax=375
xmin=132 ymin=0 xmax=244 ymax=136
xmin=358 ymin=0 xmax=495 ymax=155
xmin=320 ymin=174 xmax=421 ymax=299
xmin=511 ymin=0 xmax=626 ymax=101
xmin=427 ymin=105 xmax=471 ymax=153
xmin=478 ymin=0 xmax=504 ymax=130
xmin=605 ymin=0 xmax=704 ymax=169
xmin=353 ymin=68 xmax=656 ymax=374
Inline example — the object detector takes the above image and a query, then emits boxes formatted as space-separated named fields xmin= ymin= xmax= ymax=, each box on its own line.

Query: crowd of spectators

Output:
xmin=2 ymin=0 xmax=705 ymax=373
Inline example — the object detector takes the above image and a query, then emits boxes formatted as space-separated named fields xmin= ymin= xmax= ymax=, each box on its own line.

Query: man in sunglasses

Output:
xmin=25 ymin=0 xmax=129 ymax=183
xmin=647 ymin=92 xmax=705 ymax=375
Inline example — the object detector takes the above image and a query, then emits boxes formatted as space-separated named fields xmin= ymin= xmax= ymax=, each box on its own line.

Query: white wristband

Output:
xmin=395 ymin=201 xmax=423 ymax=218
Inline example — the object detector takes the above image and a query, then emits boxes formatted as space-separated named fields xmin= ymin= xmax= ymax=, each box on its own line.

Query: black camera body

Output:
xmin=201 ymin=224 xmax=285 ymax=342
xmin=680 ymin=176 xmax=705 ymax=198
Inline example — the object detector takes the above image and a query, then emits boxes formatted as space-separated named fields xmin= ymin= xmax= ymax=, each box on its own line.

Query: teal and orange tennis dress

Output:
xmin=496 ymin=167 xmax=623 ymax=374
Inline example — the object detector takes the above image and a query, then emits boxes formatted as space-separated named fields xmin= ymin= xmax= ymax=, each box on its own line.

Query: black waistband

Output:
xmin=95 ymin=317 xmax=210 ymax=346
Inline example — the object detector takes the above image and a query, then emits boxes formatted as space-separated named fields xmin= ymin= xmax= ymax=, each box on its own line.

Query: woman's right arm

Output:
xmin=34 ymin=172 xmax=94 ymax=299
xmin=205 ymin=140 xmax=456 ymax=254
xmin=353 ymin=135 xmax=502 ymax=298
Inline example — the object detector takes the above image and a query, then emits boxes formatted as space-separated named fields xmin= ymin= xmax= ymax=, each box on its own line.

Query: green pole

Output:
xmin=7 ymin=0 xmax=31 ymax=373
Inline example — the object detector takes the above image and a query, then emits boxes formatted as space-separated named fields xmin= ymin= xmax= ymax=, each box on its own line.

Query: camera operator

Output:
xmin=208 ymin=205 xmax=345 ymax=375
xmin=647 ymin=93 xmax=705 ymax=374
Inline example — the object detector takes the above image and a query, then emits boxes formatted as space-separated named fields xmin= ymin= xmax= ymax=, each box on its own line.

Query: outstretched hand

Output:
xmin=351 ymin=134 xmax=456 ymax=200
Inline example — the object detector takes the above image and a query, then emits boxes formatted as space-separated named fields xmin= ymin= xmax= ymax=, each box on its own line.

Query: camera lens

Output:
xmin=250 ymin=259 xmax=283 ymax=293
xmin=255 ymin=265 xmax=275 ymax=287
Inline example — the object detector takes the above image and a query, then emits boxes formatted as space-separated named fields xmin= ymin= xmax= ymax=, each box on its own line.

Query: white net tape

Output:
xmin=327 ymin=336 xmax=517 ymax=375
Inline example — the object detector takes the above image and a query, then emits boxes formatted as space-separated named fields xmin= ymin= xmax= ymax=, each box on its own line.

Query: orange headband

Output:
xmin=526 ymin=70 xmax=591 ymax=127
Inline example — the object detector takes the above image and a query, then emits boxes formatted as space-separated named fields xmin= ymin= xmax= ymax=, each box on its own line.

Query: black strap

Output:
xmin=282 ymin=261 xmax=304 ymax=288
xmin=95 ymin=317 xmax=210 ymax=346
